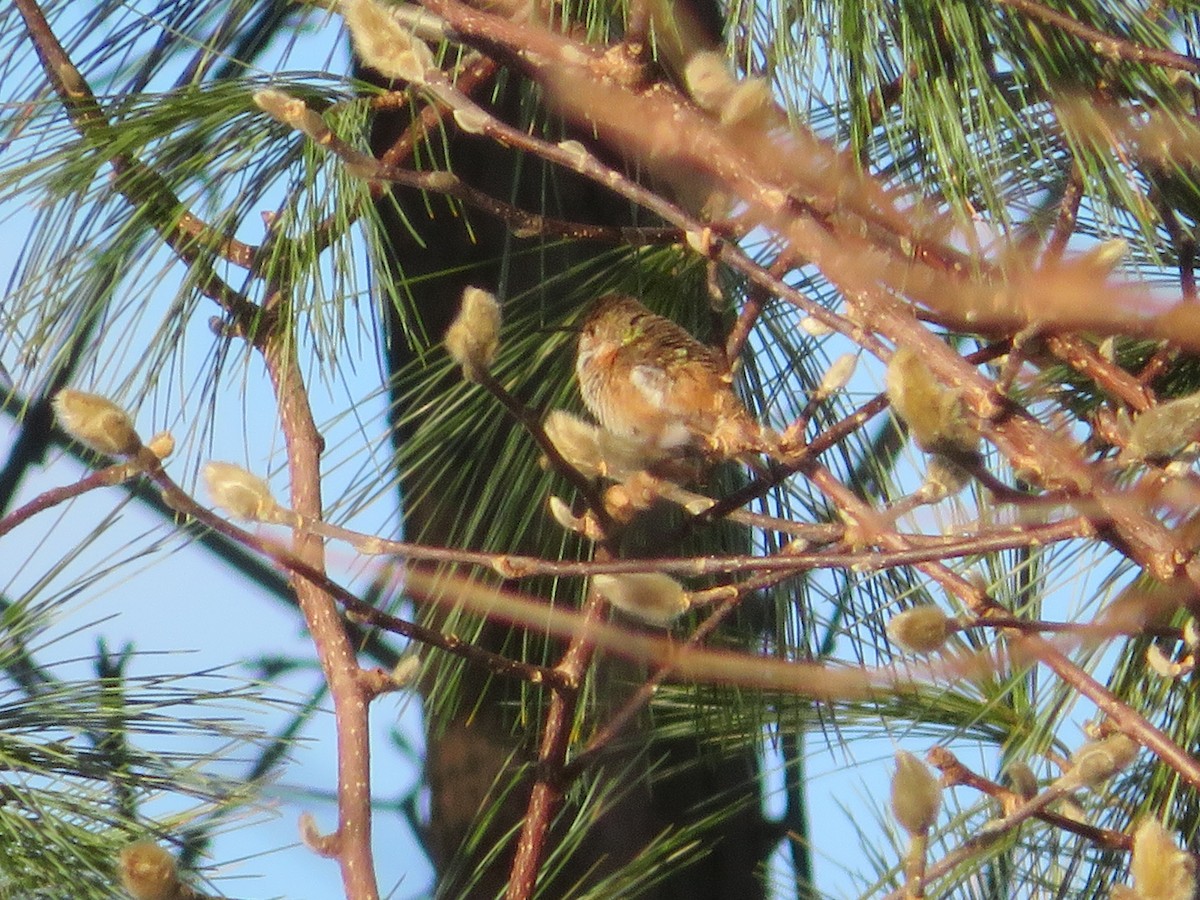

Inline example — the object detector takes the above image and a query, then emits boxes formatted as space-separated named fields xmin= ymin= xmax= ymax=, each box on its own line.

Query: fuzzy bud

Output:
xmin=592 ymin=572 xmax=690 ymax=626
xmin=922 ymin=456 xmax=970 ymax=499
xmin=444 ymin=286 xmax=501 ymax=382
xmin=683 ymin=51 xmax=737 ymax=113
xmin=203 ymin=462 xmax=288 ymax=524
xmin=556 ymin=139 xmax=590 ymax=166
xmin=1065 ymin=733 xmax=1138 ymax=788
xmin=543 ymin=410 xmax=607 ymax=477
xmin=547 ymin=496 xmax=604 ymax=541
xmin=543 ymin=409 xmax=660 ymax=479
xmin=720 ymin=78 xmax=774 ymax=128
xmin=1185 ymin=618 xmax=1200 ymax=651
xmin=1145 ymin=642 xmax=1194 ymax=679
xmin=1003 ymin=762 xmax=1038 ymax=801
xmin=886 ymin=606 xmax=950 ymax=654
xmin=117 ymin=841 xmax=180 ymax=900
xmin=886 ymin=347 xmax=979 ymax=457
xmin=816 ymin=353 xmax=858 ymax=399
xmin=890 ymin=750 xmax=942 ymax=836
xmin=253 ymin=87 xmax=302 ymax=122
xmin=1129 ymin=818 xmax=1197 ymax=900
xmin=604 ymin=483 xmax=636 ymax=523
xmin=800 ymin=316 xmax=834 ymax=337
xmin=390 ymin=654 xmax=421 ymax=688
xmin=604 ymin=472 xmax=663 ymax=523
xmin=1078 ymin=237 xmax=1129 ymax=274
xmin=53 ymin=389 xmax=142 ymax=456
xmin=146 ymin=431 xmax=175 ymax=460
xmin=548 ymin=495 xmax=583 ymax=532
xmin=452 ymin=105 xmax=489 ymax=135
xmin=253 ymin=89 xmax=329 ymax=142
xmin=1121 ymin=392 xmax=1200 ymax=462
xmin=342 ymin=0 xmax=436 ymax=83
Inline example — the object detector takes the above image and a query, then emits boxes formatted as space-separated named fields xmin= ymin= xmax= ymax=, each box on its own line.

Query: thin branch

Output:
xmin=472 ymin=368 xmax=618 ymax=536
xmin=802 ymin=455 xmax=1200 ymax=793
xmin=505 ymin=586 xmax=605 ymax=900
xmin=1041 ymin=160 xmax=1084 ymax=263
xmin=139 ymin=460 xmax=566 ymax=689
xmin=993 ymin=0 xmax=1200 ymax=75
xmin=310 ymin=513 xmax=1091 ymax=579
xmin=723 ymin=288 xmax=766 ymax=362
xmin=397 ymin=565 xmax=894 ymax=698
xmin=560 ymin=586 xmax=749 ymax=783
xmin=0 ymin=460 xmax=138 ymax=539
xmin=926 ymin=746 xmax=1130 ymax=852
xmin=269 ymin=85 xmax=682 ymax=248
xmin=240 ymin=326 xmax=379 ymax=896
xmin=1045 ymin=333 xmax=1154 ymax=412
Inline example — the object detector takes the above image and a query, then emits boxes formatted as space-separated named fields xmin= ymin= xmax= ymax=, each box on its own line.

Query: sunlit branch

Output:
xmin=260 ymin=87 xmax=683 ymax=247
xmin=305 ymin=512 xmax=1092 ymax=580
xmin=803 ymin=454 xmax=1200 ymax=792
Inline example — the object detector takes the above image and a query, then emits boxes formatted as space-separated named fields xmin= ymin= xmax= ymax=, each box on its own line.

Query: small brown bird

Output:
xmin=575 ymin=294 xmax=775 ymax=461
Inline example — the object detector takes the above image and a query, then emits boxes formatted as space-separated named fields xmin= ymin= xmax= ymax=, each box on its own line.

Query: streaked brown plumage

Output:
xmin=575 ymin=294 xmax=773 ymax=460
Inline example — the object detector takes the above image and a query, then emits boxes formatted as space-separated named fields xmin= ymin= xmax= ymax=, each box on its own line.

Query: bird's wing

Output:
xmin=629 ymin=364 xmax=694 ymax=449
xmin=629 ymin=364 xmax=670 ymax=411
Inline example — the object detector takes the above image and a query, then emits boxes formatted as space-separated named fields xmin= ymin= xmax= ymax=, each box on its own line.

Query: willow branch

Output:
xmin=926 ymin=746 xmax=1130 ymax=852
xmin=139 ymin=462 xmax=565 ymax=689
xmin=0 ymin=460 xmax=137 ymax=539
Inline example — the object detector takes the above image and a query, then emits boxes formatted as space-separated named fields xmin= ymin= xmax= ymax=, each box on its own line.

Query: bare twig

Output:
xmin=284 ymin=98 xmax=683 ymax=245
xmin=472 ymin=369 xmax=618 ymax=536
xmin=245 ymin=333 xmax=380 ymax=897
xmin=993 ymin=0 xmax=1200 ymax=75
xmin=0 ymin=461 xmax=138 ymax=539
xmin=802 ymin=454 xmax=1200 ymax=792
xmin=141 ymin=460 xmax=566 ymax=688
xmin=302 ymin=508 xmax=1090 ymax=580
xmin=505 ymin=587 xmax=605 ymax=900
xmin=927 ymin=747 xmax=1130 ymax=852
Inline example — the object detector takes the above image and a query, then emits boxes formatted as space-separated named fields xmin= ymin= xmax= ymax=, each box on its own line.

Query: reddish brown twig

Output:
xmin=252 ymin=335 xmax=380 ymax=898
xmin=0 ymin=460 xmax=138 ymax=539
xmin=505 ymin=587 xmax=605 ymax=900
xmin=141 ymin=458 xmax=563 ymax=688
xmin=926 ymin=746 xmax=1130 ymax=851
xmin=814 ymin=448 xmax=1200 ymax=790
